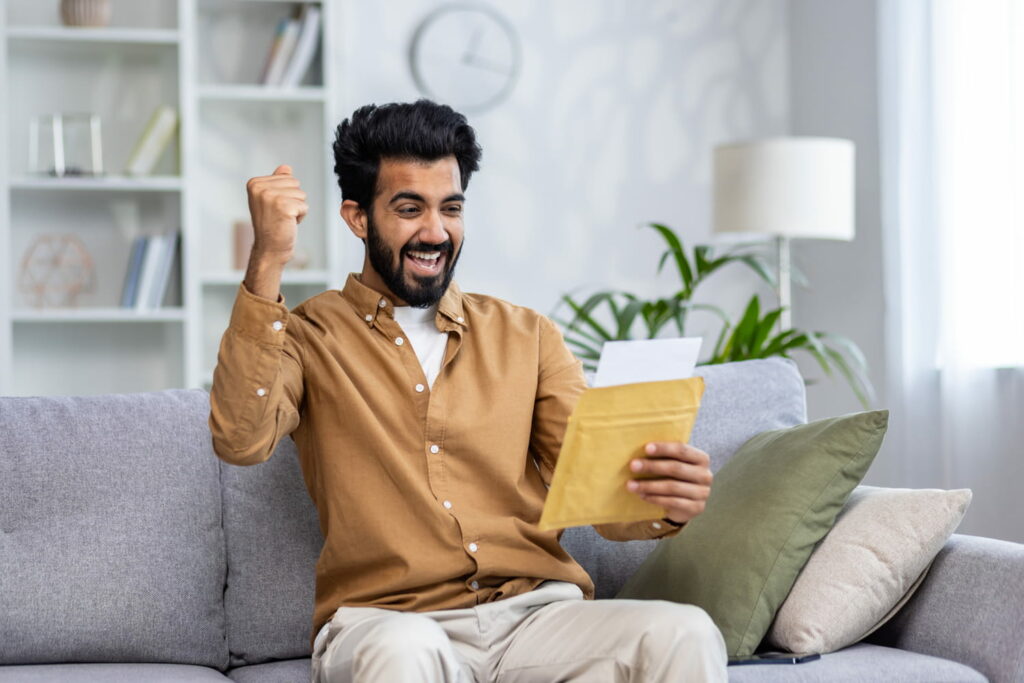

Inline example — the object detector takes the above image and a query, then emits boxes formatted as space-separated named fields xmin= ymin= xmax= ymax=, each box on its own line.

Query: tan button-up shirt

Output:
xmin=208 ymin=273 xmax=683 ymax=649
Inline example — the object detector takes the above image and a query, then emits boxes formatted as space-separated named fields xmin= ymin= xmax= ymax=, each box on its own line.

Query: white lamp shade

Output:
xmin=713 ymin=137 xmax=855 ymax=240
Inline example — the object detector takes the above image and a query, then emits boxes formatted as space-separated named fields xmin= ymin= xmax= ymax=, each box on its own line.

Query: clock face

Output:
xmin=409 ymin=4 xmax=521 ymax=113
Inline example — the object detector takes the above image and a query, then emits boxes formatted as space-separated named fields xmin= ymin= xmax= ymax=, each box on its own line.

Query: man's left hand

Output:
xmin=625 ymin=442 xmax=713 ymax=525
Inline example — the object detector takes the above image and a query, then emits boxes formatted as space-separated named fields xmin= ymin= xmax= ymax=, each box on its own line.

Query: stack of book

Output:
xmin=120 ymin=230 xmax=181 ymax=310
xmin=259 ymin=3 xmax=322 ymax=87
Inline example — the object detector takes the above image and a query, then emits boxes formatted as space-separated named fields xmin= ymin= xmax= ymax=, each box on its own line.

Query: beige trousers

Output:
xmin=310 ymin=580 xmax=728 ymax=683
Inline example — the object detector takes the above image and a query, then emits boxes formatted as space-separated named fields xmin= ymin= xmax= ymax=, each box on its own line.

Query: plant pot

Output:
xmin=59 ymin=0 xmax=112 ymax=28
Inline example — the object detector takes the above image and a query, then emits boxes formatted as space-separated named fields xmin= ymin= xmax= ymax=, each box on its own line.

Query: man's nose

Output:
xmin=418 ymin=209 xmax=449 ymax=244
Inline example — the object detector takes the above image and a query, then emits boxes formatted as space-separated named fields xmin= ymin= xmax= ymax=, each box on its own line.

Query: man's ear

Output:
xmin=340 ymin=199 xmax=368 ymax=240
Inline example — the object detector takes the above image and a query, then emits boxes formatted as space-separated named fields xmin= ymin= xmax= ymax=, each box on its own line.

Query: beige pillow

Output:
xmin=765 ymin=485 xmax=972 ymax=654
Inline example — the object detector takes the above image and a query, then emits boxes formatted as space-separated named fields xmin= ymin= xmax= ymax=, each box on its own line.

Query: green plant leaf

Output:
xmin=561 ymin=293 xmax=613 ymax=341
xmin=750 ymin=308 xmax=783 ymax=356
xmin=648 ymin=223 xmax=694 ymax=292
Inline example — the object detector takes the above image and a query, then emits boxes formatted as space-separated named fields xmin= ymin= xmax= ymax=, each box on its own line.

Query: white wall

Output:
xmin=333 ymin=0 xmax=789 ymax=341
xmin=786 ymin=0 xmax=897 ymax=487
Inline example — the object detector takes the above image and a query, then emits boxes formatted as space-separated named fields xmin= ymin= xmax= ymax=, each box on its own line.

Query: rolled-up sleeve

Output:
xmin=208 ymin=281 xmax=305 ymax=466
xmin=529 ymin=316 xmax=684 ymax=542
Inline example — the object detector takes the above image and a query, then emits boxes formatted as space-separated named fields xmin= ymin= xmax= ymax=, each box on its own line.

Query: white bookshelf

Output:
xmin=0 ymin=0 xmax=345 ymax=396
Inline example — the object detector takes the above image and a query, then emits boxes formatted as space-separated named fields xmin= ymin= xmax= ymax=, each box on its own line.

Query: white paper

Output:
xmin=593 ymin=337 xmax=703 ymax=388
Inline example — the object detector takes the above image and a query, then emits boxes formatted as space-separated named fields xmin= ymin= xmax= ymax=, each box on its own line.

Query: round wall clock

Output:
xmin=408 ymin=3 xmax=522 ymax=113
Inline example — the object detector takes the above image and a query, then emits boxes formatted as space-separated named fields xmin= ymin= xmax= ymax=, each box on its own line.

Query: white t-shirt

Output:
xmin=391 ymin=303 xmax=449 ymax=389
xmin=313 ymin=303 xmax=449 ymax=652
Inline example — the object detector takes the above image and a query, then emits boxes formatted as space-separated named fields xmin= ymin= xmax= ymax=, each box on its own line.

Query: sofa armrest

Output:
xmin=865 ymin=533 xmax=1024 ymax=682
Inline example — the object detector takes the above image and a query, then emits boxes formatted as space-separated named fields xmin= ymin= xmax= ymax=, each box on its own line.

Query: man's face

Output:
xmin=362 ymin=156 xmax=465 ymax=307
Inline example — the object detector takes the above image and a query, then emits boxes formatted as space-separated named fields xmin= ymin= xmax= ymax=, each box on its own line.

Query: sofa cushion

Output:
xmin=560 ymin=357 xmax=808 ymax=598
xmin=226 ymin=658 xmax=312 ymax=683
xmin=218 ymin=427 xmax=323 ymax=667
xmin=766 ymin=485 xmax=972 ymax=654
xmin=0 ymin=663 xmax=232 ymax=682
xmin=0 ymin=390 xmax=229 ymax=670
xmin=617 ymin=409 xmax=888 ymax=656
xmin=726 ymin=642 xmax=986 ymax=682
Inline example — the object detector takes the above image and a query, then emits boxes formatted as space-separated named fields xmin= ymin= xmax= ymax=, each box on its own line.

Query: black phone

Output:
xmin=727 ymin=651 xmax=822 ymax=666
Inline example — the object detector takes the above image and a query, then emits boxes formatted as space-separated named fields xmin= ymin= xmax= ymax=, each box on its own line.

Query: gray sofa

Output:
xmin=1 ymin=357 xmax=1021 ymax=682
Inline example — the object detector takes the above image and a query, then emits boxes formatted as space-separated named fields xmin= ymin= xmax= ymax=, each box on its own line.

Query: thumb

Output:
xmin=273 ymin=164 xmax=292 ymax=176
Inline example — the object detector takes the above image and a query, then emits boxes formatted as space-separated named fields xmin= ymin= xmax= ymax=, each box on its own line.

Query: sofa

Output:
xmin=1 ymin=357 xmax=1021 ymax=682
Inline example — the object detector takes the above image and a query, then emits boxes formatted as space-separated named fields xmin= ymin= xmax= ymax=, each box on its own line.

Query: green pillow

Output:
xmin=616 ymin=409 xmax=889 ymax=657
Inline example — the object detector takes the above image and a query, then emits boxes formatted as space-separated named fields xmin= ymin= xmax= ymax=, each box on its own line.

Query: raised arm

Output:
xmin=208 ymin=164 xmax=309 ymax=466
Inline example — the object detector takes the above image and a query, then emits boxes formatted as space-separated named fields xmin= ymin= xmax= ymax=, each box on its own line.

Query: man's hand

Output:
xmin=245 ymin=164 xmax=308 ymax=265
xmin=625 ymin=442 xmax=713 ymax=525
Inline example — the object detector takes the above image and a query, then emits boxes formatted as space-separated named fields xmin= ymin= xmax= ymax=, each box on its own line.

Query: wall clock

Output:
xmin=408 ymin=3 xmax=522 ymax=113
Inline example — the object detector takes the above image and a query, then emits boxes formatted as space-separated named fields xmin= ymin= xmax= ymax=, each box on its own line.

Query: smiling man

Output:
xmin=208 ymin=99 xmax=727 ymax=683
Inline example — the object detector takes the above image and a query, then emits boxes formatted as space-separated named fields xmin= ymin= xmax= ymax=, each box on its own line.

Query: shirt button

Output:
xmin=364 ymin=314 xmax=373 ymax=322
xmin=443 ymin=500 xmax=452 ymax=509
xmin=378 ymin=299 xmax=387 ymax=308
xmin=415 ymin=383 xmax=425 ymax=393
xmin=457 ymin=316 xmax=464 ymax=323
xmin=652 ymin=522 xmax=663 ymax=530
xmin=256 ymin=388 xmax=266 ymax=397
xmin=430 ymin=444 xmax=440 ymax=454
xmin=468 ymin=542 xmax=478 ymax=552
xmin=395 ymin=337 xmax=404 ymax=346
xmin=272 ymin=320 xmax=283 ymax=331
xmin=470 ymin=580 xmax=479 ymax=590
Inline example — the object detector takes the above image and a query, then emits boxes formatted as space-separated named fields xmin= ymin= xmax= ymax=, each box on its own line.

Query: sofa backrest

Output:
xmin=0 ymin=390 xmax=229 ymax=670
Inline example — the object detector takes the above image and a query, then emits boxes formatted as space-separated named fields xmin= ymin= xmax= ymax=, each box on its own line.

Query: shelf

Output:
xmin=201 ymin=269 xmax=329 ymax=285
xmin=197 ymin=84 xmax=326 ymax=102
xmin=12 ymin=308 xmax=187 ymax=323
xmin=6 ymin=26 xmax=180 ymax=45
xmin=10 ymin=176 xmax=183 ymax=192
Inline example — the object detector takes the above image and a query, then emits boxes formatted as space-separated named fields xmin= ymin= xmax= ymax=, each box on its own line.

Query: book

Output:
xmin=149 ymin=230 xmax=180 ymax=308
xmin=124 ymin=105 xmax=178 ymax=176
xmin=134 ymin=234 xmax=166 ymax=310
xmin=120 ymin=235 xmax=148 ymax=307
xmin=263 ymin=7 xmax=302 ymax=86
xmin=281 ymin=4 xmax=321 ymax=87
xmin=258 ymin=16 xmax=290 ymax=84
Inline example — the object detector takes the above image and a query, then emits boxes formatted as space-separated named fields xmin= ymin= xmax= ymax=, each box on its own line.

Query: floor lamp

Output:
xmin=712 ymin=137 xmax=855 ymax=332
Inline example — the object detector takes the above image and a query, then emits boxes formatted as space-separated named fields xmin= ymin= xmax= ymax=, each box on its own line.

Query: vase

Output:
xmin=59 ymin=0 xmax=112 ymax=28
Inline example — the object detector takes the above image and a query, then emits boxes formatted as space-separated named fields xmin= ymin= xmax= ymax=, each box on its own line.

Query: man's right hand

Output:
xmin=245 ymin=164 xmax=309 ymax=265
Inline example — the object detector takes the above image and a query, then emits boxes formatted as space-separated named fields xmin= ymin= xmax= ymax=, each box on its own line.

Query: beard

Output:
xmin=365 ymin=210 xmax=462 ymax=308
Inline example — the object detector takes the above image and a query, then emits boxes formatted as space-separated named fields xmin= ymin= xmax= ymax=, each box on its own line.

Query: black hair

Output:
xmin=331 ymin=99 xmax=483 ymax=211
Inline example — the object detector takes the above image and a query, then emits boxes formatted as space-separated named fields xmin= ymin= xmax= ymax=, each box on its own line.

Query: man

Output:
xmin=209 ymin=99 xmax=727 ymax=682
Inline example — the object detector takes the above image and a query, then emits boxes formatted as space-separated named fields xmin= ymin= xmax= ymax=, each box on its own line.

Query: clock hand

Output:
xmin=463 ymin=52 xmax=511 ymax=75
xmin=461 ymin=25 xmax=485 ymax=63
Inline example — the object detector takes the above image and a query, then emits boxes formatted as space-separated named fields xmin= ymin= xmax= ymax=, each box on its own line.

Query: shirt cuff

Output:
xmin=592 ymin=517 xmax=687 ymax=542
xmin=229 ymin=281 xmax=291 ymax=344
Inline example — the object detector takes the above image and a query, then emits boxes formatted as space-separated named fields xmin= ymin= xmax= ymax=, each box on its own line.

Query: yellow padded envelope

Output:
xmin=538 ymin=376 xmax=705 ymax=530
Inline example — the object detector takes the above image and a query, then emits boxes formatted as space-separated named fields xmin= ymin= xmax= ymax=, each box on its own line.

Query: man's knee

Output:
xmin=638 ymin=602 xmax=726 ymax=652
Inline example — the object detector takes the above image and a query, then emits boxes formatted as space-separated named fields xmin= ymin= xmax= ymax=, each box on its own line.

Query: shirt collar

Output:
xmin=340 ymin=272 xmax=467 ymax=330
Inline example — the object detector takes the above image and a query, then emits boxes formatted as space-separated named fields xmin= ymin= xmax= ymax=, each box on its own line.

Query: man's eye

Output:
xmin=399 ymin=207 xmax=419 ymax=214
xmin=445 ymin=206 xmax=463 ymax=213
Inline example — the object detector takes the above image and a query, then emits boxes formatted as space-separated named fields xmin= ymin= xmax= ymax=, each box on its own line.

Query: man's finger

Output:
xmin=274 ymin=164 xmax=293 ymax=176
xmin=643 ymin=441 xmax=709 ymax=464
xmin=627 ymin=478 xmax=709 ymax=500
xmin=629 ymin=458 xmax=713 ymax=485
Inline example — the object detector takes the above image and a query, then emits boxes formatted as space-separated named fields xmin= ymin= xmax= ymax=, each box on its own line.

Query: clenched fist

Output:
xmin=245 ymin=164 xmax=308 ymax=264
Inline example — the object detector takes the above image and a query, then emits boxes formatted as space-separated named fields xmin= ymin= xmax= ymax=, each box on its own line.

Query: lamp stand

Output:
xmin=776 ymin=235 xmax=792 ymax=333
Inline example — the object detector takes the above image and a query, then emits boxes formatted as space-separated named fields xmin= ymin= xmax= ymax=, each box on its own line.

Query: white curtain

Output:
xmin=879 ymin=0 xmax=1024 ymax=543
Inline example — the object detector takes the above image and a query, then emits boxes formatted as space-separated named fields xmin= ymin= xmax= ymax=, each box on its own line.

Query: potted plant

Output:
xmin=553 ymin=223 xmax=875 ymax=409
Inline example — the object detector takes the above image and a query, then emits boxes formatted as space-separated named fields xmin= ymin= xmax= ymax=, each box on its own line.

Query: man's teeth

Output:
xmin=408 ymin=251 xmax=440 ymax=261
